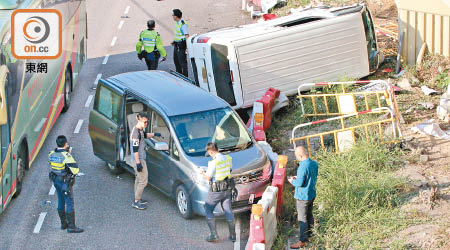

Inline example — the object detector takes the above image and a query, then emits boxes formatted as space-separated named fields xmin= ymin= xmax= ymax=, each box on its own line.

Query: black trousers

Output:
xmin=296 ymin=198 xmax=315 ymax=242
xmin=144 ymin=57 xmax=159 ymax=70
xmin=204 ymin=190 xmax=234 ymax=221
xmin=173 ymin=43 xmax=188 ymax=77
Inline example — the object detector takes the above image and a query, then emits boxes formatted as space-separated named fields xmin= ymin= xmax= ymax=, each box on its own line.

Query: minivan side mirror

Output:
xmin=154 ymin=142 xmax=169 ymax=151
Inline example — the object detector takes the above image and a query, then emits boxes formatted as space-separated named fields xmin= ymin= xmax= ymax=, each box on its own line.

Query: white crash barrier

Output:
xmin=259 ymin=186 xmax=278 ymax=249
xmin=253 ymin=243 xmax=265 ymax=250
xmin=242 ymin=0 xmax=285 ymax=17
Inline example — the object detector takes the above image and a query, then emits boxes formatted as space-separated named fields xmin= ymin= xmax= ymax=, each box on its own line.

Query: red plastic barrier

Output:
xmin=257 ymin=89 xmax=276 ymax=132
xmin=263 ymin=13 xmax=277 ymax=20
xmin=253 ymin=129 xmax=266 ymax=142
xmin=271 ymin=155 xmax=287 ymax=216
xmin=267 ymin=87 xmax=280 ymax=99
xmin=246 ymin=208 xmax=265 ymax=250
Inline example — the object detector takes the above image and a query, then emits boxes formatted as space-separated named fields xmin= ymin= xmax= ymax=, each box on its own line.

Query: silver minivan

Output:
xmin=88 ymin=71 xmax=271 ymax=219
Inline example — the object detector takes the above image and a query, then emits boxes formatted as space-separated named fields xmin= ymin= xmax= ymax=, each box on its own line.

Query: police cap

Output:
xmin=147 ymin=20 xmax=155 ymax=29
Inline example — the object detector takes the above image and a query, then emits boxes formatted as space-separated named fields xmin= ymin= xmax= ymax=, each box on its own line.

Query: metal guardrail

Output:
xmin=290 ymin=107 xmax=402 ymax=157
xmin=297 ymin=80 xmax=394 ymax=117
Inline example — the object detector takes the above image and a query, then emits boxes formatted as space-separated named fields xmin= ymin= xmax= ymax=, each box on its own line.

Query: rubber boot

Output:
xmin=67 ymin=211 xmax=84 ymax=233
xmin=57 ymin=210 xmax=68 ymax=230
xmin=206 ymin=218 xmax=218 ymax=242
xmin=227 ymin=220 xmax=236 ymax=242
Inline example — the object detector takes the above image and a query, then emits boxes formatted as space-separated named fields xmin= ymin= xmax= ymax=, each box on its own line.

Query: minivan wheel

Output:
xmin=106 ymin=161 xmax=124 ymax=175
xmin=176 ymin=185 xmax=193 ymax=219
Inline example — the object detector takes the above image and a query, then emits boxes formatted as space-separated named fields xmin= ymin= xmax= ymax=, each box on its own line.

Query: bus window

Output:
xmin=211 ymin=44 xmax=236 ymax=106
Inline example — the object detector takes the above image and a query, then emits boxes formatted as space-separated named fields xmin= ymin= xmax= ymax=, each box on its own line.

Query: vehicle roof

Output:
xmin=103 ymin=70 xmax=229 ymax=116
xmin=198 ymin=4 xmax=364 ymax=42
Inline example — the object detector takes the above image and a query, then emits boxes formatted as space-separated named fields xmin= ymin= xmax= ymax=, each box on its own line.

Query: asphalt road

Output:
xmin=0 ymin=1 xmax=253 ymax=249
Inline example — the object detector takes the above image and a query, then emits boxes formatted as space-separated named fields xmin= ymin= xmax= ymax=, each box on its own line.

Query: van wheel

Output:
xmin=13 ymin=156 xmax=26 ymax=198
xmin=62 ymin=68 xmax=72 ymax=113
xmin=176 ymin=185 xmax=193 ymax=219
xmin=106 ymin=161 xmax=124 ymax=175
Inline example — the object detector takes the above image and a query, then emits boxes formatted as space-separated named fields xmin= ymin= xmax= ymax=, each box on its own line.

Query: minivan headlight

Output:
xmin=192 ymin=166 xmax=210 ymax=186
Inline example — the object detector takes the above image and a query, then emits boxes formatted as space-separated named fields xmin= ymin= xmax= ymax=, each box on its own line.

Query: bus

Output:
xmin=0 ymin=0 xmax=87 ymax=214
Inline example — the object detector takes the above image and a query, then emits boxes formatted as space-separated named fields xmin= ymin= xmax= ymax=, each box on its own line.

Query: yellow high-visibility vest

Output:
xmin=48 ymin=150 xmax=79 ymax=176
xmin=212 ymin=155 xmax=232 ymax=181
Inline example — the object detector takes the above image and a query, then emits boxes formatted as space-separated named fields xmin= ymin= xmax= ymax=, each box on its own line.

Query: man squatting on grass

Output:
xmin=288 ymin=146 xmax=319 ymax=249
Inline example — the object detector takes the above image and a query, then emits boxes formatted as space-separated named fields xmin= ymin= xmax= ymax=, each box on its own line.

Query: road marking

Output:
xmin=74 ymin=119 xmax=84 ymax=134
xmin=85 ymin=95 xmax=94 ymax=108
xmin=49 ymin=185 xmax=55 ymax=195
xmin=124 ymin=5 xmax=130 ymax=15
xmin=110 ymin=36 xmax=117 ymax=47
xmin=102 ymin=54 xmax=109 ymax=64
xmin=94 ymin=73 xmax=102 ymax=86
xmin=118 ymin=20 xmax=124 ymax=30
xmin=33 ymin=212 xmax=47 ymax=234
xmin=234 ymin=216 xmax=241 ymax=250
xmin=34 ymin=118 xmax=47 ymax=132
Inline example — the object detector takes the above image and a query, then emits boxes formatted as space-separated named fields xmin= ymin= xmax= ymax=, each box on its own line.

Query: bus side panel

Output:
xmin=234 ymin=12 xmax=370 ymax=107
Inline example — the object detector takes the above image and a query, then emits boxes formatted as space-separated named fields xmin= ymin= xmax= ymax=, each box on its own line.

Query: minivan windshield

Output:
xmin=170 ymin=107 xmax=252 ymax=157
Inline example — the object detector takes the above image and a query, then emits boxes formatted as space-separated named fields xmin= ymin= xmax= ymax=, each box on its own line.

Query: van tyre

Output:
xmin=176 ymin=185 xmax=193 ymax=219
xmin=106 ymin=161 xmax=124 ymax=175
xmin=62 ymin=68 xmax=72 ymax=113
xmin=13 ymin=155 xmax=26 ymax=198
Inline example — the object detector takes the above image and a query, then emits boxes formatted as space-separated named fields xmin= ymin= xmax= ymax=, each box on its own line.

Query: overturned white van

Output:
xmin=187 ymin=3 xmax=382 ymax=109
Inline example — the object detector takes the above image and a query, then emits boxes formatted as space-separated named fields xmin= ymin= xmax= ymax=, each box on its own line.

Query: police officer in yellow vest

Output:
xmin=171 ymin=9 xmax=189 ymax=77
xmin=200 ymin=142 xmax=236 ymax=242
xmin=136 ymin=20 xmax=167 ymax=70
xmin=48 ymin=135 xmax=83 ymax=233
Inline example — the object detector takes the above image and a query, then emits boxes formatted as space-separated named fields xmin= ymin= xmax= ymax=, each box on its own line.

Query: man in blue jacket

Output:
xmin=288 ymin=146 xmax=318 ymax=248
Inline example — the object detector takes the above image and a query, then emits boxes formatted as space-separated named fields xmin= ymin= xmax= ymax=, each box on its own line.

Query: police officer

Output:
xmin=171 ymin=9 xmax=189 ymax=77
xmin=200 ymin=142 xmax=236 ymax=242
xmin=48 ymin=135 xmax=83 ymax=233
xmin=136 ymin=20 xmax=167 ymax=70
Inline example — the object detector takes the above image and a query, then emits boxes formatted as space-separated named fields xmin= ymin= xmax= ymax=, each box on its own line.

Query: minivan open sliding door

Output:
xmin=88 ymin=81 xmax=124 ymax=166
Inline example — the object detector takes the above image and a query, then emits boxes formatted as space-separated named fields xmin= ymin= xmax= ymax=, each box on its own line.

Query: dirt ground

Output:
xmin=268 ymin=0 xmax=450 ymax=248
xmin=369 ymin=1 xmax=450 ymax=248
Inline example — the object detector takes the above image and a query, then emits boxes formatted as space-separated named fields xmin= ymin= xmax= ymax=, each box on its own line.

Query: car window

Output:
xmin=94 ymin=84 xmax=122 ymax=123
xmin=171 ymin=138 xmax=180 ymax=160
xmin=151 ymin=112 xmax=170 ymax=145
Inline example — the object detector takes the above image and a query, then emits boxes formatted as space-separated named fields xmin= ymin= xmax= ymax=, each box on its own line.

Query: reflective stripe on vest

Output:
xmin=174 ymin=20 xmax=186 ymax=41
xmin=48 ymin=151 xmax=79 ymax=175
xmin=214 ymin=155 xmax=232 ymax=181
xmin=140 ymin=30 xmax=158 ymax=50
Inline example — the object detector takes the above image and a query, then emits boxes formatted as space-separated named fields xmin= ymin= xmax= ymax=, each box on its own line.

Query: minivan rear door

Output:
xmin=210 ymin=43 xmax=237 ymax=106
xmin=190 ymin=40 xmax=213 ymax=92
xmin=88 ymin=80 xmax=124 ymax=165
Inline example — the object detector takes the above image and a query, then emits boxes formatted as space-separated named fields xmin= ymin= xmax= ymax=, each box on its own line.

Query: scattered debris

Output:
xmin=419 ymin=154 xmax=429 ymax=163
xmin=421 ymin=86 xmax=440 ymax=96
xmin=411 ymin=119 xmax=450 ymax=140
xmin=394 ymin=70 xmax=405 ymax=78
xmin=382 ymin=68 xmax=393 ymax=73
xmin=404 ymin=107 xmax=414 ymax=114
xmin=419 ymin=102 xmax=434 ymax=109
xmin=437 ymin=87 xmax=450 ymax=122
xmin=397 ymin=78 xmax=413 ymax=91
